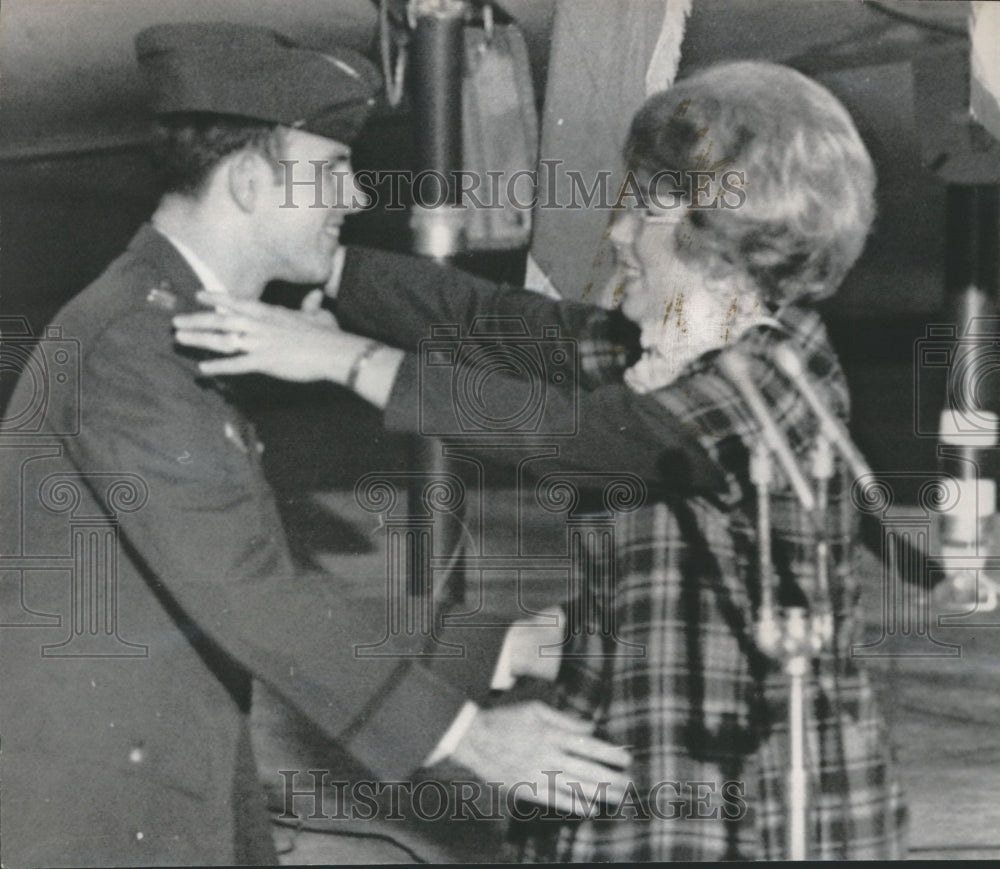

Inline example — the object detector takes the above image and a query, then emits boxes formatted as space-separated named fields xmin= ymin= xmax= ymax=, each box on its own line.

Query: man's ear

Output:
xmin=227 ymin=150 xmax=263 ymax=213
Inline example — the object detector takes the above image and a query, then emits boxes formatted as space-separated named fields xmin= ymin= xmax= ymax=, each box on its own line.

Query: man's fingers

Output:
xmin=451 ymin=701 xmax=634 ymax=819
xmin=517 ymin=766 xmax=629 ymax=816
xmin=552 ymin=756 xmax=630 ymax=797
xmin=532 ymin=703 xmax=594 ymax=734
xmin=564 ymin=734 xmax=632 ymax=770
xmin=546 ymin=788 xmax=594 ymax=816
xmin=529 ymin=706 xmax=631 ymax=768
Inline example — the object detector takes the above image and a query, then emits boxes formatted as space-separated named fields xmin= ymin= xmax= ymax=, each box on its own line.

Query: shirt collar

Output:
xmin=151 ymin=221 xmax=230 ymax=296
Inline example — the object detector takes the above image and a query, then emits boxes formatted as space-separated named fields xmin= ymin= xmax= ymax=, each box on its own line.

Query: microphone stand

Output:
xmin=722 ymin=349 xmax=850 ymax=858
xmin=750 ymin=434 xmax=835 ymax=861
xmin=810 ymin=437 xmax=836 ymax=652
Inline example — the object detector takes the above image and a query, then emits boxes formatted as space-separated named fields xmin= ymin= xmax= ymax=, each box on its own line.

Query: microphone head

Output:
xmin=717 ymin=347 xmax=753 ymax=385
xmin=773 ymin=342 xmax=806 ymax=379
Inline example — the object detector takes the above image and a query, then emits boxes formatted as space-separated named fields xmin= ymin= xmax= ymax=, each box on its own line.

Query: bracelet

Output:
xmin=345 ymin=339 xmax=382 ymax=391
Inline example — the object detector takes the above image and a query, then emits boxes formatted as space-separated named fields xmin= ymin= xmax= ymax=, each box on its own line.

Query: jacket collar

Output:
xmin=126 ymin=223 xmax=206 ymax=311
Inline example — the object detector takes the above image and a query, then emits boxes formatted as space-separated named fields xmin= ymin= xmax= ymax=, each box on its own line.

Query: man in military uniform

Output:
xmin=0 ymin=22 xmax=629 ymax=867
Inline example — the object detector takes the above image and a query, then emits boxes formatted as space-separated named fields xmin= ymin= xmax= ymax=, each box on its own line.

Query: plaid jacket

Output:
xmin=335 ymin=249 xmax=906 ymax=862
xmin=513 ymin=305 xmax=907 ymax=862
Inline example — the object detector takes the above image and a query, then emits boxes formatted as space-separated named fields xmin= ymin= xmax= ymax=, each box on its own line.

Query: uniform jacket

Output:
xmin=0 ymin=227 xmax=500 ymax=867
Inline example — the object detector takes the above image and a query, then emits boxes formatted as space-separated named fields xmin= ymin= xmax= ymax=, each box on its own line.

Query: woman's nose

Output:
xmin=608 ymin=209 xmax=639 ymax=252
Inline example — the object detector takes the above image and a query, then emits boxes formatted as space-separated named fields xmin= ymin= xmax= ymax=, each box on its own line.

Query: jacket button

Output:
xmin=129 ymin=747 xmax=144 ymax=764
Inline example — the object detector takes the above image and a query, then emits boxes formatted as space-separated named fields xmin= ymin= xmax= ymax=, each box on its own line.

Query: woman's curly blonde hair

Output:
xmin=625 ymin=61 xmax=876 ymax=308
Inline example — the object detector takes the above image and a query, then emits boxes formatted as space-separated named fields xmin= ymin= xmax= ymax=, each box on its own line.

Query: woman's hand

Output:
xmin=173 ymin=290 xmax=371 ymax=383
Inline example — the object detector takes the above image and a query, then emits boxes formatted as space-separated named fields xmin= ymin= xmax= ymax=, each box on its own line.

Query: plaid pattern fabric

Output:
xmin=512 ymin=306 xmax=907 ymax=861
xmin=574 ymin=307 xmax=642 ymax=391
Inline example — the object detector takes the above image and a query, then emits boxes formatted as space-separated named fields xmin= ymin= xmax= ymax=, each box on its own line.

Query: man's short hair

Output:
xmin=149 ymin=112 xmax=284 ymax=197
xmin=625 ymin=61 xmax=876 ymax=308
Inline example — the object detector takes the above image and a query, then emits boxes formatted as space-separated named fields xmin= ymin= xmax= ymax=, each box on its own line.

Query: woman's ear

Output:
xmin=704 ymin=259 xmax=765 ymax=308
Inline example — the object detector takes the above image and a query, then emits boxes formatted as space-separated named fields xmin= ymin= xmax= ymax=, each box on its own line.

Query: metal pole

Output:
xmin=406 ymin=0 xmax=469 ymax=602
xmin=750 ymin=438 xmax=816 ymax=859
xmin=784 ymin=608 xmax=810 ymax=861
xmin=751 ymin=442 xmax=780 ymax=656
xmin=408 ymin=0 xmax=467 ymax=258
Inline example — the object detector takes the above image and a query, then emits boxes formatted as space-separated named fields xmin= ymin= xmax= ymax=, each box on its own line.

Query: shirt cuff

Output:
xmin=489 ymin=626 xmax=519 ymax=692
xmin=324 ymin=246 xmax=348 ymax=299
xmin=423 ymin=700 xmax=479 ymax=767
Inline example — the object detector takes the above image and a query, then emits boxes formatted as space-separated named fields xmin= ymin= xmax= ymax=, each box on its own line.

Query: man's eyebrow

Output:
xmin=329 ymin=148 xmax=352 ymax=162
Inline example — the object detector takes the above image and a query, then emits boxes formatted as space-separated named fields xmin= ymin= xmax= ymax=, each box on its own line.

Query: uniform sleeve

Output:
xmin=67 ymin=310 xmax=486 ymax=779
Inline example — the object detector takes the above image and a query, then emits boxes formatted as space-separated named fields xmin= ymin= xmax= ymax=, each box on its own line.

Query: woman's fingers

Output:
xmin=173 ymin=311 xmax=260 ymax=335
xmin=193 ymin=290 xmax=268 ymax=314
xmin=174 ymin=328 xmax=244 ymax=354
xmin=300 ymin=288 xmax=325 ymax=313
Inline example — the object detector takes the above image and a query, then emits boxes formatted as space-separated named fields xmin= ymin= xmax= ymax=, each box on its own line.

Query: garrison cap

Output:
xmin=135 ymin=22 xmax=381 ymax=143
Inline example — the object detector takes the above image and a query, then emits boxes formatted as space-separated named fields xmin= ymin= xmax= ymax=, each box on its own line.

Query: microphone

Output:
xmin=773 ymin=342 xmax=999 ymax=610
xmin=772 ymin=342 xmax=873 ymax=482
xmin=717 ymin=350 xmax=816 ymax=511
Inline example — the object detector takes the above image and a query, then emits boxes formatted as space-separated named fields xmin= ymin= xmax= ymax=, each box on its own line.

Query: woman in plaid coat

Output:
xmin=511 ymin=61 xmax=908 ymax=861
xmin=173 ymin=61 xmax=906 ymax=862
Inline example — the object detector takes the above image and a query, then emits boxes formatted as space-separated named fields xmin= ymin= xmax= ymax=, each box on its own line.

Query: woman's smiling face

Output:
xmin=609 ymin=201 xmax=764 ymax=358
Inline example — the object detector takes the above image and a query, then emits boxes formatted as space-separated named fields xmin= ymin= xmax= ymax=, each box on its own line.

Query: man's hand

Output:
xmin=172 ymin=290 xmax=364 ymax=382
xmin=449 ymin=701 xmax=631 ymax=815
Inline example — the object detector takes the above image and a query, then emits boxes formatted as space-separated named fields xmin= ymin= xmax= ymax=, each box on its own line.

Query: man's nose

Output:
xmin=330 ymin=170 xmax=370 ymax=213
xmin=344 ymin=171 xmax=370 ymax=213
